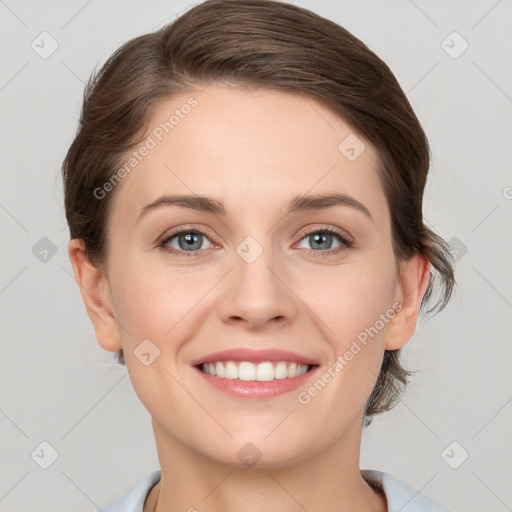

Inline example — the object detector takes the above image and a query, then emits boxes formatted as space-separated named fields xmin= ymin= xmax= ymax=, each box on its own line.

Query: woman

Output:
xmin=62 ymin=1 xmax=455 ymax=510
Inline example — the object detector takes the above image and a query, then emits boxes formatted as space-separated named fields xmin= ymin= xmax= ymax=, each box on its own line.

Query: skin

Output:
xmin=69 ymin=85 xmax=429 ymax=512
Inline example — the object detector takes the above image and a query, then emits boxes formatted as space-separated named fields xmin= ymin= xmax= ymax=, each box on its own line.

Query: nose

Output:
xmin=217 ymin=241 xmax=298 ymax=331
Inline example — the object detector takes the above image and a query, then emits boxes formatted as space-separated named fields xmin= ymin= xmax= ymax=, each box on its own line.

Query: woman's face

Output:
xmin=97 ymin=85 xmax=406 ymax=467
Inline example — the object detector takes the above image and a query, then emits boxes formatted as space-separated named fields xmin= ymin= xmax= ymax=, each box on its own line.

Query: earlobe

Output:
xmin=67 ymin=239 xmax=122 ymax=353
xmin=385 ymin=253 xmax=430 ymax=351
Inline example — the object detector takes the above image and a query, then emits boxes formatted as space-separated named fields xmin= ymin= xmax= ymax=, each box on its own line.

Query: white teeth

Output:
xmin=215 ymin=361 xmax=225 ymax=378
xmin=200 ymin=361 xmax=310 ymax=381
xmin=274 ymin=361 xmax=288 ymax=379
xmin=225 ymin=361 xmax=238 ymax=379
xmin=296 ymin=363 xmax=308 ymax=376
xmin=256 ymin=362 xmax=274 ymax=381
xmin=239 ymin=361 xmax=256 ymax=381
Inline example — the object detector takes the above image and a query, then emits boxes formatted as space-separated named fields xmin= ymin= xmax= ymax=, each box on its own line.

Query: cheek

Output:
xmin=298 ymin=252 xmax=397 ymax=412
xmin=305 ymin=258 xmax=396 ymax=345
xmin=113 ymin=275 xmax=171 ymax=340
xmin=293 ymin=266 xmax=396 ymax=443
xmin=108 ymin=261 xmax=209 ymax=407
xmin=110 ymin=258 xmax=218 ymax=353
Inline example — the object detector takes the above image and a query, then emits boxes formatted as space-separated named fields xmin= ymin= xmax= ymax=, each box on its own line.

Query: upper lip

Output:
xmin=190 ymin=348 xmax=318 ymax=366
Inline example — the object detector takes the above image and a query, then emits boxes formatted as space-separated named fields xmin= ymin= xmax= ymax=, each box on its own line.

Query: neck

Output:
xmin=147 ymin=417 xmax=387 ymax=512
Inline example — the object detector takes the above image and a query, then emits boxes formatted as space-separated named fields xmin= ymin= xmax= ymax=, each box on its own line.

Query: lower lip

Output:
xmin=193 ymin=365 xmax=319 ymax=399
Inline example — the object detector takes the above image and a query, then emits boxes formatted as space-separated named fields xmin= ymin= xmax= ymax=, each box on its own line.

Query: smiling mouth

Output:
xmin=197 ymin=361 xmax=316 ymax=381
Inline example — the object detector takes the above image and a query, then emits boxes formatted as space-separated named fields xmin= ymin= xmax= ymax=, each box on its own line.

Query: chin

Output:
xmin=199 ymin=435 xmax=312 ymax=471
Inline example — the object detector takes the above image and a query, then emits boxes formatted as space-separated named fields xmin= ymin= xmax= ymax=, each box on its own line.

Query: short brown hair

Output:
xmin=62 ymin=0 xmax=455 ymax=425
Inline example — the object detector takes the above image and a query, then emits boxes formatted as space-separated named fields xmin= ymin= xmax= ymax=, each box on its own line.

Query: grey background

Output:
xmin=1 ymin=0 xmax=511 ymax=511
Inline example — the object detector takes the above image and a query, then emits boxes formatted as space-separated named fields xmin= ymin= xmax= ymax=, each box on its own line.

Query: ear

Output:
xmin=385 ymin=253 xmax=430 ymax=350
xmin=67 ymin=239 xmax=122 ymax=353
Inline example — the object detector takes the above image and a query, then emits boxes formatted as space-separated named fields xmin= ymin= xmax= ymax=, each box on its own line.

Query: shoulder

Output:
xmin=99 ymin=469 xmax=161 ymax=512
xmin=362 ymin=469 xmax=450 ymax=512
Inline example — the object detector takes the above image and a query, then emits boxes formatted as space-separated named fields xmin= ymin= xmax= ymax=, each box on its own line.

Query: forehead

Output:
xmin=109 ymin=85 xmax=388 ymax=226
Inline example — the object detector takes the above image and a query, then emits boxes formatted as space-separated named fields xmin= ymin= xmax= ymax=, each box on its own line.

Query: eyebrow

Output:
xmin=136 ymin=192 xmax=373 ymax=224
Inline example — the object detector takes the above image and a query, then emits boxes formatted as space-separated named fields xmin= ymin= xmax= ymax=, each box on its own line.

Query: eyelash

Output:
xmin=158 ymin=225 xmax=354 ymax=259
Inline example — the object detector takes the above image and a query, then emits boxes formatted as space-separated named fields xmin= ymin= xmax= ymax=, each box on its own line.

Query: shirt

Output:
xmin=99 ymin=468 xmax=450 ymax=512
